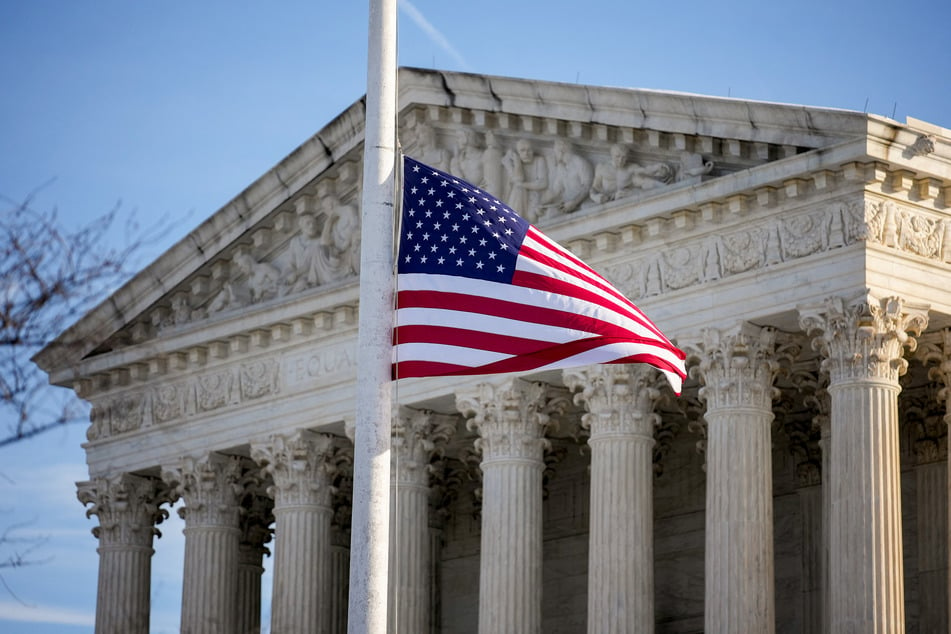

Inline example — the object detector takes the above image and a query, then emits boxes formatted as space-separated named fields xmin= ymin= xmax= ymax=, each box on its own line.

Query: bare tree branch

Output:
xmin=1 ymin=187 xmax=164 ymax=445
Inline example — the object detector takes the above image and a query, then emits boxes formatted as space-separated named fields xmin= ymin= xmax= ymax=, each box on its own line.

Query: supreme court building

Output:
xmin=35 ymin=68 xmax=951 ymax=633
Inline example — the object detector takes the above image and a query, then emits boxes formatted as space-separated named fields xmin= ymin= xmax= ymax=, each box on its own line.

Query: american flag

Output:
xmin=393 ymin=155 xmax=687 ymax=394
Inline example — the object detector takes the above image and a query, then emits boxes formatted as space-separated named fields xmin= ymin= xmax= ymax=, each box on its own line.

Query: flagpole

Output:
xmin=349 ymin=0 xmax=397 ymax=632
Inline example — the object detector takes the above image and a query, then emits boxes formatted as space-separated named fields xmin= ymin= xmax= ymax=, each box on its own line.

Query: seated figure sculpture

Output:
xmin=541 ymin=139 xmax=593 ymax=217
xmin=233 ymin=251 xmax=281 ymax=303
xmin=502 ymin=139 xmax=548 ymax=223
xmin=449 ymin=129 xmax=484 ymax=187
xmin=284 ymin=212 xmax=323 ymax=294
xmin=314 ymin=201 xmax=360 ymax=284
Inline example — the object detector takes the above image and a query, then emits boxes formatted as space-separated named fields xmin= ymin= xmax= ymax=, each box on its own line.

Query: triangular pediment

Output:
xmin=36 ymin=67 xmax=931 ymax=382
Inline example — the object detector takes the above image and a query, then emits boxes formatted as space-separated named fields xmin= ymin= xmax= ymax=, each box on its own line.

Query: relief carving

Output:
xmin=87 ymin=359 xmax=284 ymax=440
xmin=153 ymin=384 xmax=184 ymax=423
xmin=502 ymin=138 xmax=549 ymax=223
xmin=660 ymin=246 xmax=702 ymax=290
xmin=719 ymin=229 xmax=766 ymax=275
xmin=589 ymin=144 xmax=672 ymax=205
xmin=196 ymin=369 xmax=236 ymax=412
xmin=449 ymin=128 xmax=485 ymax=187
xmin=897 ymin=210 xmax=941 ymax=258
xmin=779 ymin=210 xmax=827 ymax=258
xmin=541 ymin=139 xmax=593 ymax=217
xmin=239 ymin=359 xmax=280 ymax=400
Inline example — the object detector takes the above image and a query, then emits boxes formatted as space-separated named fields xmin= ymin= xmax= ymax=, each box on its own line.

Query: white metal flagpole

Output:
xmin=348 ymin=0 xmax=397 ymax=632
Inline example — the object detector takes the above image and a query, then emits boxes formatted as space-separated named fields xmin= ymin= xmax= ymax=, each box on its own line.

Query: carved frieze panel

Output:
xmin=603 ymin=197 xmax=951 ymax=301
xmin=88 ymin=357 xmax=282 ymax=441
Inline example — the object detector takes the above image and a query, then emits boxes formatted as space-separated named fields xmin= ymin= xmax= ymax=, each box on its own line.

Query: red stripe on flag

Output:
xmin=397 ymin=289 xmax=677 ymax=354
xmin=517 ymin=247 xmax=669 ymax=342
xmin=393 ymin=324 xmax=556 ymax=355
xmin=392 ymin=335 xmax=685 ymax=380
xmin=509 ymin=271 xmax=681 ymax=352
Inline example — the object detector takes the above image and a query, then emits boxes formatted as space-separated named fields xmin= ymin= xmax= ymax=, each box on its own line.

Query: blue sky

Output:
xmin=1 ymin=1 xmax=949 ymax=631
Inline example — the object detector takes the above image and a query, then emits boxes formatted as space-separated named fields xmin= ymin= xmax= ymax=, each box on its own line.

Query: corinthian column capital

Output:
xmin=564 ymin=363 xmax=664 ymax=438
xmin=686 ymin=322 xmax=795 ymax=411
xmin=250 ymin=430 xmax=337 ymax=508
xmin=392 ymin=407 xmax=457 ymax=487
xmin=77 ymin=473 xmax=171 ymax=547
xmin=799 ymin=292 xmax=928 ymax=383
xmin=162 ymin=452 xmax=244 ymax=527
xmin=456 ymin=378 xmax=560 ymax=462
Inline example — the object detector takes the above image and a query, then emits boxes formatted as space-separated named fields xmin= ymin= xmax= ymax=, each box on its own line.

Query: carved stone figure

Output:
xmin=284 ymin=213 xmax=323 ymax=294
xmin=679 ymin=152 xmax=715 ymax=181
xmin=541 ymin=139 xmax=593 ymax=217
xmin=315 ymin=202 xmax=360 ymax=283
xmin=502 ymin=139 xmax=548 ymax=223
xmin=414 ymin=123 xmax=449 ymax=170
xmin=590 ymin=144 xmax=632 ymax=204
xmin=234 ymin=252 xmax=280 ymax=304
xmin=481 ymin=130 xmax=505 ymax=197
xmin=449 ymin=129 xmax=484 ymax=187
xmin=628 ymin=159 xmax=673 ymax=191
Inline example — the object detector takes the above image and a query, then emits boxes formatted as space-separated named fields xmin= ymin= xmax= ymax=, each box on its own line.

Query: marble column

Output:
xmin=388 ymin=407 xmax=455 ymax=634
xmin=163 ymin=452 xmax=244 ymax=634
xmin=917 ymin=330 xmax=951 ymax=633
xmin=251 ymin=430 xmax=337 ymax=634
xmin=793 ymin=371 xmax=829 ymax=634
xmin=331 ymin=531 xmax=351 ymax=634
xmin=800 ymin=294 xmax=928 ymax=633
xmin=688 ymin=324 xmax=789 ymax=633
xmin=236 ymin=490 xmax=272 ymax=634
xmin=456 ymin=378 xmax=552 ymax=634
xmin=564 ymin=363 xmax=663 ymax=634
xmin=77 ymin=473 xmax=170 ymax=634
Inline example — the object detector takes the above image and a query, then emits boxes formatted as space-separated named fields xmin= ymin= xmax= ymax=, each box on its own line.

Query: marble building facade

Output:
xmin=35 ymin=68 xmax=951 ymax=633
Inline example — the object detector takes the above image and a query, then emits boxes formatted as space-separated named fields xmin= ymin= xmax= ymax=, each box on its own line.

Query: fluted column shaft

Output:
xmin=237 ymin=544 xmax=266 ymax=634
xmin=919 ymin=328 xmax=951 ymax=634
xmin=457 ymin=379 xmax=551 ymax=634
xmin=252 ymin=431 xmax=337 ymax=634
xmin=917 ymin=459 xmax=949 ymax=633
xmin=164 ymin=453 xmax=244 ymax=634
xmin=388 ymin=408 xmax=453 ymax=634
xmin=827 ymin=378 xmax=904 ymax=631
xmin=236 ymin=491 xmax=272 ymax=634
xmin=690 ymin=325 xmax=786 ymax=634
xmin=565 ymin=364 xmax=661 ymax=633
xmin=801 ymin=294 xmax=927 ymax=633
xmin=77 ymin=474 xmax=169 ymax=634
xmin=797 ymin=484 xmax=822 ymax=634
xmin=331 ymin=540 xmax=351 ymax=634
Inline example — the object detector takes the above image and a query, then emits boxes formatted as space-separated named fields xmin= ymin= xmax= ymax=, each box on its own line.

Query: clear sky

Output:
xmin=1 ymin=1 xmax=949 ymax=631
